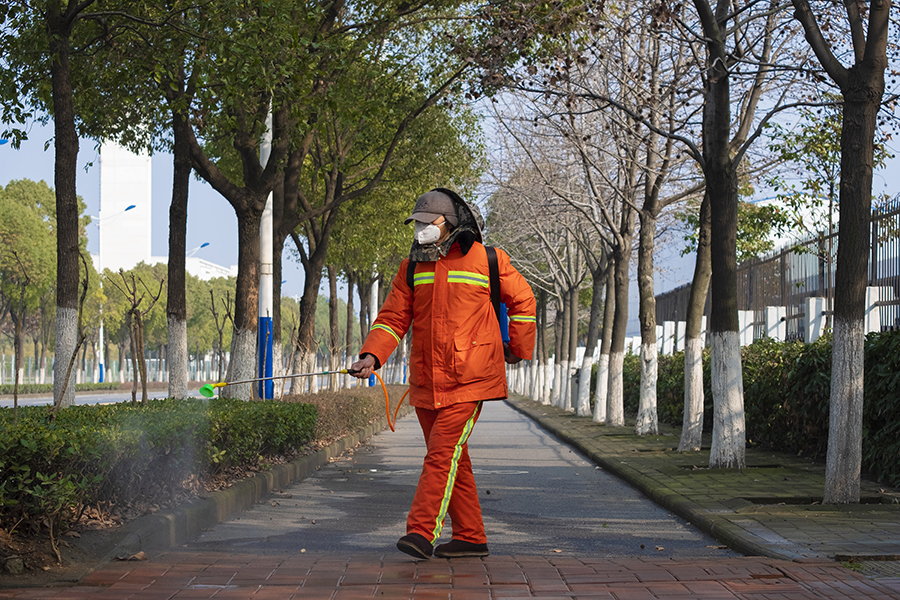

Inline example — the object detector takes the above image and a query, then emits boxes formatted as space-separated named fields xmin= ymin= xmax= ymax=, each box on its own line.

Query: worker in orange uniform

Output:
xmin=351 ymin=188 xmax=536 ymax=560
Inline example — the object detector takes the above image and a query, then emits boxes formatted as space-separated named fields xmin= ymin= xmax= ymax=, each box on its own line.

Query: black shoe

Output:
xmin=397 ymin=533 xmax=433 ymax=559
xmin=434 ymin=539 xmax=490 ymax=558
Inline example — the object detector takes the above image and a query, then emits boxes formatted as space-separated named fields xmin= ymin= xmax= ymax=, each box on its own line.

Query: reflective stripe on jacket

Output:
xmin=360 ymin=242 xmax=536 ymax=410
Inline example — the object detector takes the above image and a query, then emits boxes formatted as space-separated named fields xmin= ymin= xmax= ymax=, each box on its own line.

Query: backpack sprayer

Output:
xmin=198 ymin=368 xmax=409 ymax=432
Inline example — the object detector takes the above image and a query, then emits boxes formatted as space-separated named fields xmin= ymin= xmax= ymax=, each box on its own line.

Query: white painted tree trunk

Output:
xmin=53 ymin=307 xmax=78 ymax=407
xmin=709 ymin=331 xmax=745 ymax=468
xmin=167 ymin=316 xmax=188 ymax=399
xmin=310 ymin=353 xmax=320 ymax=393
xmin=607 ymin=350 xmax=625 ymax=426
xmin=526 ymin=362 xmax=532 ymax=396
xmin=551 ymin=358 xmax=562 ymax=407
xmin=678 ymin=337 xmax=705 ymax=451
xmin=227 ymin=328 xmax=257 ymax=400
xmin=824 ymin=319 xmax=864 ymax=503
xmin=558 ymin=359 xmax=569 ymax=410
xmin=576 ymin=354 xmax=593 ymax=417
xmin=273 ymin=342 xmax=285 ymax=398
xmin=634 ymin=342 xmax=658 ymax=435
xmin=593 ymin=353 xmax=609 ymax=423
xmin=542 ymin=362 xmax=552 ymax=404
xmin=290 ymin=349 xmax=313 ymax=395
xmin=512 ymin=364 xmax=521 ymax=394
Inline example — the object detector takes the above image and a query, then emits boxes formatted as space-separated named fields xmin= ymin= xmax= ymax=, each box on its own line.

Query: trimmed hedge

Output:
xmin=0 ymin=382 xmax=121 ymax=396
xmin=0 ymin=398 xmax=317 ymax=535
xmin=613 ymin=330 xmax=900 ymax=488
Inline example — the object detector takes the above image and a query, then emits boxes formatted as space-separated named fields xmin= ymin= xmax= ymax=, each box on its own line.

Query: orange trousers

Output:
xmin=407 ymin=401 xmax=485 ymax=545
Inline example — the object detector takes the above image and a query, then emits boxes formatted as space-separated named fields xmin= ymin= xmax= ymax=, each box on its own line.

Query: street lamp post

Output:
xmin=92 ymin=204 xmax=136 ymax=383
xmin=258 ymin=112 xmax=274 ymax=399
xmin=187 ymin=242 xmax=210 ymax=257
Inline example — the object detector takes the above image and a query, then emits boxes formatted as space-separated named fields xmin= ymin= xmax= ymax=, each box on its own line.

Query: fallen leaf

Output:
xmin=63 ymin=531 xmax=81 ymax=538
xmin=115 ymin=551 xmax=147 ymax=562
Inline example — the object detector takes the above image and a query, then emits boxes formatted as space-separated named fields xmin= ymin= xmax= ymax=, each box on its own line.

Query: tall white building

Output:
xmin=94 ymin=142 xmax=236 ymax=280
xmin=98 ymin=142 xmax=152 ymax=273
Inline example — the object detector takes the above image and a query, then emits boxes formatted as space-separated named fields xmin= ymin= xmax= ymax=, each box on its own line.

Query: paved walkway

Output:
xmin=506 ymin=398 xmax=900 ymax=565
xmin=1 ymin=395 xmax=899 ymax=599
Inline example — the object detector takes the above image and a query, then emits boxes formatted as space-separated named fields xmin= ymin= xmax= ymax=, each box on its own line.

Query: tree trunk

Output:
xmin=327 ymin=265 xmax=340 ymax=391
xmin=166 ymin=106 xmax=191 ymax=399
xmin=290 ymin=246 xmax=328 ymax=394
xmin=228 ymin=212 xmax=263 ymax=400
xmin=679 ymin=192 xmax=712 ymax=451
xmin=577 ymin=268 xmax=605 ymax=417
xmin=539 ymin=289 xmax=552 ymax=404
xmin=702 ymin=5 xmax=745 ymax=468
xmin=128 ymin=315 xmax=138 ymax=403
xmin=552 ymin=299 xmax=565 ymax=408
xmin=635 ymin=210 xmax=659 ymax=435
xmin=607 ymin=207 xmax=634 ymax=427
xmin=48 ymin=10 xmax=80 ymax=409
xmin=567 ymin=283 xmax=579 ymax=412
xmin=357 ymin=277 xmax=373 ymax=340
xmin=344 ymin=274 xmax=356 ymax=388
xmin=825 ymin=57 xmax=885 ymax=504
xmin=38 ymin=336 xmax=47 ymax=385
xmin=594 ymin=271 xmax=614 ymax=423
xmin=272 ymin=233 xmax=285 ymax=397
xmin=135 ymin=314 xmax=149 ymax=405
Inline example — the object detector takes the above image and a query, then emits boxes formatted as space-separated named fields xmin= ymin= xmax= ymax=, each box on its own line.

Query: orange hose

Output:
xmin=371 ymin=371 xmax=408 ymax=432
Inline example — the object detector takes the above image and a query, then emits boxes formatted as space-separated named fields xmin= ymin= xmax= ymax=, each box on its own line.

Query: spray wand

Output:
xmin=198 ymin=368 xmax=408 ymax=432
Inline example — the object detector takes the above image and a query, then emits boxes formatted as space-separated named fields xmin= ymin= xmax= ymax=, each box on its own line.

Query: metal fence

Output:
xmin=656 ymin=197 xmax=900 ymax=342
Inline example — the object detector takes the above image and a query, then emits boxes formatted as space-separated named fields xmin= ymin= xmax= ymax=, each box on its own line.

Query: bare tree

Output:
xmin=110 ymin=270 xmax=164 ymax=404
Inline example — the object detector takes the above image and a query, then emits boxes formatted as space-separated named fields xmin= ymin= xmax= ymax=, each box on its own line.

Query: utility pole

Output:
xmin=258 ymin=110 xmax=274 ymax=399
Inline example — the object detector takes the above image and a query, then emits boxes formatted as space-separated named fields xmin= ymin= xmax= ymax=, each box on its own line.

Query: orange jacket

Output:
xmin=360 ymin=242 xmax=536 ymax=410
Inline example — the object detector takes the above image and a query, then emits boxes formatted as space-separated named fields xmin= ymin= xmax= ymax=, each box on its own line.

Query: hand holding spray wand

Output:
xmin=198 ymin=368 xmax=409 ymax=432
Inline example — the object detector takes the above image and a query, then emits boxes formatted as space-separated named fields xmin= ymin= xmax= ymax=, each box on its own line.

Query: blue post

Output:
xmin=258 ymin=317 xmax=273 ymax=399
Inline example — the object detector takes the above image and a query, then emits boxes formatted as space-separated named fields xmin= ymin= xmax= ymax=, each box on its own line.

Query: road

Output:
xmin=186 ymin=400 xmax=741 ymax=559
xmin=0 ymin=389 xmax=201 ymax=407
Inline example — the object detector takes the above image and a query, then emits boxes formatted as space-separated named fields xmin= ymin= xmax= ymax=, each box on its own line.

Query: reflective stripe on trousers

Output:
xmin=408 ymin=401 xmax=485 ymax=545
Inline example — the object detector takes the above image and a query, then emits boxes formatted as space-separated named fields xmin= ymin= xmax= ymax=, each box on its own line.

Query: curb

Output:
xmin=59 ymin=407 xmax=413 ymax=583
xmin=505 ymin=398 xmax=795 ymax=561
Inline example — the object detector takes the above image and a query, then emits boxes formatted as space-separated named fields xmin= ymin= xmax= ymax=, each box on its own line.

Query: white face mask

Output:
xmin=415 ymin=221 xmax=442 ymax=245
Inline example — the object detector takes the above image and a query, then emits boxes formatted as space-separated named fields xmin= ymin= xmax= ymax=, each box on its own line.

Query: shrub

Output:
xmin=0 ymin=397 xmax=318 ymax=535
xmin=284 ymin=385 xmax=410 ymax=442
xmin=644 ymin=330 xmax=900 ymax=488
xmin=863 ymin=331 xmax=900 ymax=488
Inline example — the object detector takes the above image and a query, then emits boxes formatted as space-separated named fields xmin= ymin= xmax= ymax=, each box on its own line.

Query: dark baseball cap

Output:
xmin=404 ymin=190 xmax=459 ymax=227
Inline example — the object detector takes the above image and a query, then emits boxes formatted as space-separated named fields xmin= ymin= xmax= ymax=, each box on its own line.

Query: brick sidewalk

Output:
xmin=2 ymin=551 xmax=900 ymax=599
